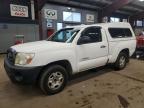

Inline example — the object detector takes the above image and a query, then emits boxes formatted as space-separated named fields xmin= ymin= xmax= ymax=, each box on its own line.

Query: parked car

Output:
xmin=136 ymin=34 xmax=144 ymax=50
xmin=135 ymin=34 xmax=144 ymax=58
xmin=4 ymin=22 xmax=136 ymax=95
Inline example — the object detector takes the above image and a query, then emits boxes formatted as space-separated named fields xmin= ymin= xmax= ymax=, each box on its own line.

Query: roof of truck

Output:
xmin=66 ymin=22 xmax=131 ymax=29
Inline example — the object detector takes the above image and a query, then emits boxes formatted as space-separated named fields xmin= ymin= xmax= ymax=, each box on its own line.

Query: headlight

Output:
xmin=15 ymin=53 xmax=35 ymax=65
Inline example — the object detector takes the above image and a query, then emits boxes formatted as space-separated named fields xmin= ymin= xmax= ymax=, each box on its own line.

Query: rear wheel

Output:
xmin=39 ymin=65 xmax=68 ymax=95
xmin=114 ymin=52 xmax=128 ymax=70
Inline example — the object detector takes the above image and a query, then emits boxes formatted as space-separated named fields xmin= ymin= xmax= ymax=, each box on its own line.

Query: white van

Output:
xmin=4 ymin=22 xmax=136 ymax=94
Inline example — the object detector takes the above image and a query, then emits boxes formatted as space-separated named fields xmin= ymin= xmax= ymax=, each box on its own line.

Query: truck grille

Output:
xmin=7 ymin=48 xmax=16 ymax=65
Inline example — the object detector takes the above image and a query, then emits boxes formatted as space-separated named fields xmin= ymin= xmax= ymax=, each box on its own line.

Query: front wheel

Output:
xmin=39 ymin=65 xmax=68 ymax=95
xmin=114 ymin=52 xmax=128 ymax=70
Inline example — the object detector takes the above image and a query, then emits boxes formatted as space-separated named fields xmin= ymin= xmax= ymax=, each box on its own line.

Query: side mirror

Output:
xmin=77 ymin=36 xmax=91 ymax=45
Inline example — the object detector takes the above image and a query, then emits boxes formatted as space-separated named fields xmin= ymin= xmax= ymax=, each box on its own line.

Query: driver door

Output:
xmin=76 ymin=26 xmax=109 ymax=72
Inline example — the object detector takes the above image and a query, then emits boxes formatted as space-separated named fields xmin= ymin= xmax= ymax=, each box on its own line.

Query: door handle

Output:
xmin=100 ymin=45 xmax=106 ymax=48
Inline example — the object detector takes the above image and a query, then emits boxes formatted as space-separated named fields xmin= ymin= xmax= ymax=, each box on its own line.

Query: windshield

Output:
xmin=48 ymin=28 xmax=79 ymax=43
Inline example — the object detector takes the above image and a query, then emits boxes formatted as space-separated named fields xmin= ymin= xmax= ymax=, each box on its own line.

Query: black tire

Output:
xmin=39 ymin=65 xmax=68 ymax=95
xmin=114 ymin=52 xmax=128 ymax=70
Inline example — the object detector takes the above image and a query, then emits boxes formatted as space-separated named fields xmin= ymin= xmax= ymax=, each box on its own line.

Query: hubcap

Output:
xmin=119 ymin=56 xmax=126 ymax=68
xmin=48 ymin=72 xmax=64 ymax=90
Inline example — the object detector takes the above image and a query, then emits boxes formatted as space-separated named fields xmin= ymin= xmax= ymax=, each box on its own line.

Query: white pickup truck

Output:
xmin=4 ymin=22 xmax=136 ymax=94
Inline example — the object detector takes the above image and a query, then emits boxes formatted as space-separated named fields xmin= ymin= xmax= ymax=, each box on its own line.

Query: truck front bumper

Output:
xmin=4 ymin=58 xmax=42 ymax=84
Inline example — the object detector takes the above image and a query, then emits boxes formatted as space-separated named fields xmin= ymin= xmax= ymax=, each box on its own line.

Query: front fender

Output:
xmin=27 ymin=49 xmax=78 ymax=72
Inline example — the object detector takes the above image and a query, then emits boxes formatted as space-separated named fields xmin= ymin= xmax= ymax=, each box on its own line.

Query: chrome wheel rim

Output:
xmin=119 ymin=56 xmax=126 ymax=68
xmin=48 ymin=72 xmax=64 ymax=90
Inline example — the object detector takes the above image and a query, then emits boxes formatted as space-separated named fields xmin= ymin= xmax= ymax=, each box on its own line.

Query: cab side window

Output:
xmin=80 ymin=27 xmax=102 ymax=44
